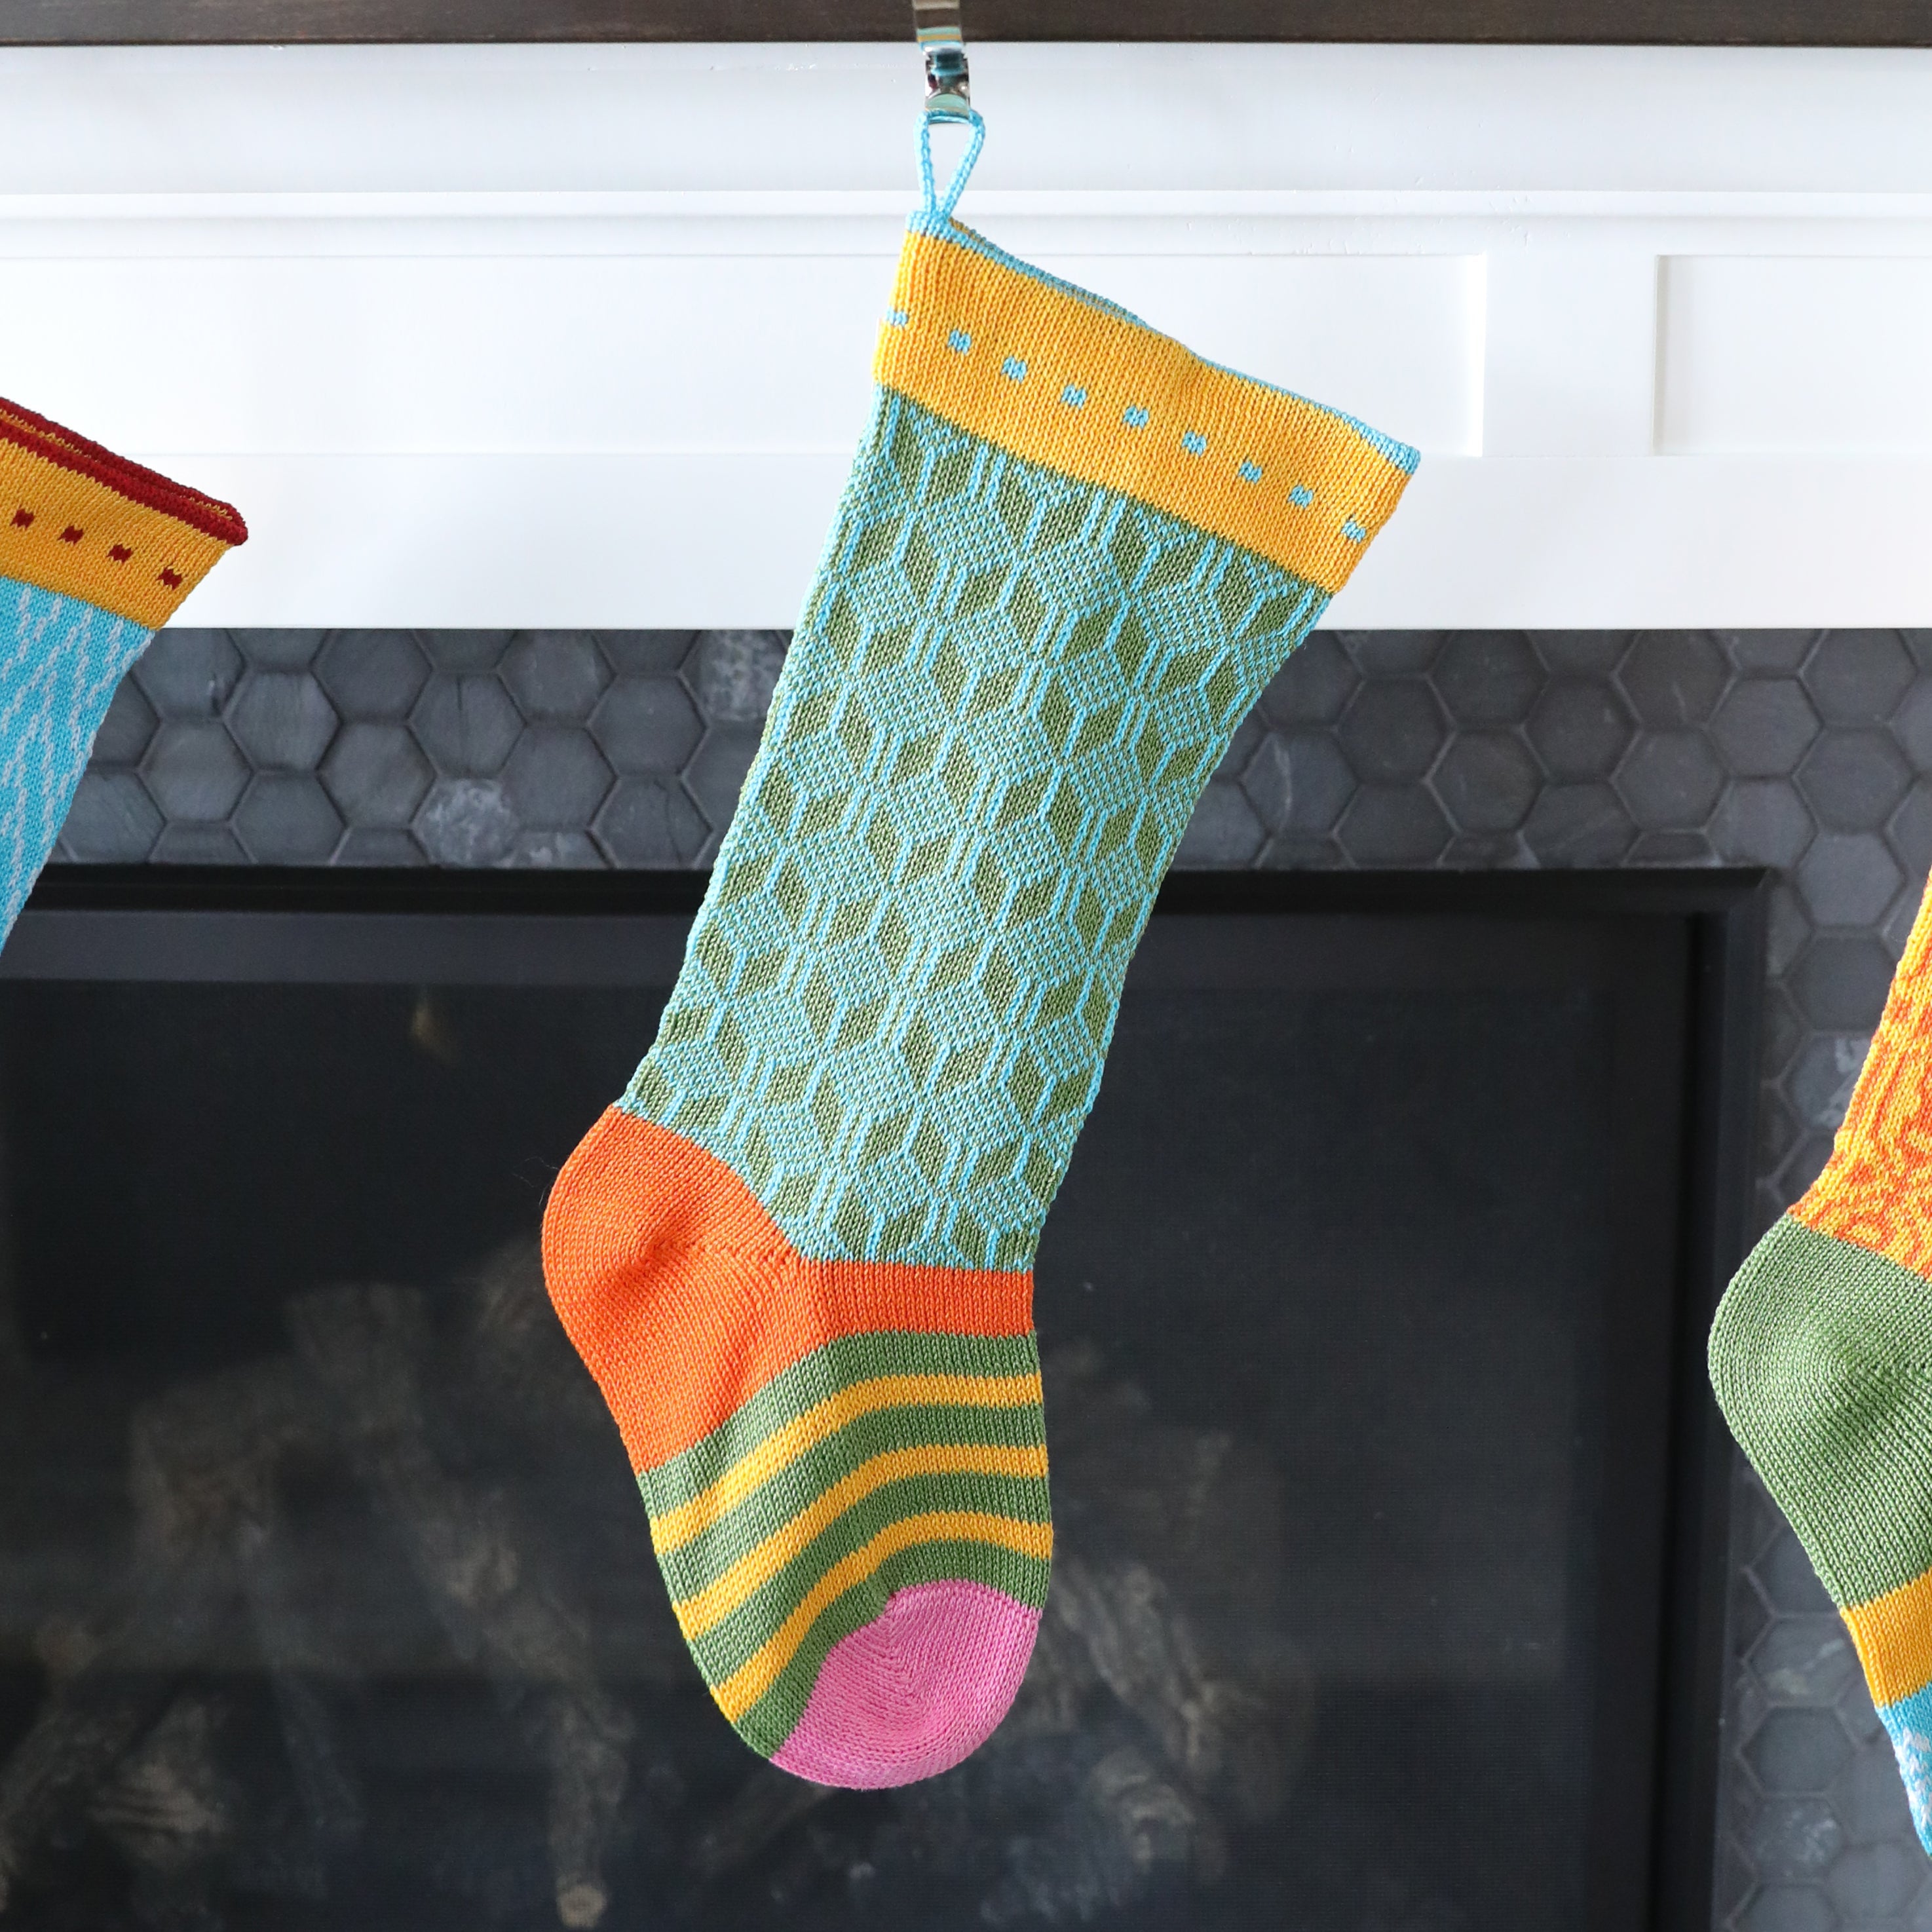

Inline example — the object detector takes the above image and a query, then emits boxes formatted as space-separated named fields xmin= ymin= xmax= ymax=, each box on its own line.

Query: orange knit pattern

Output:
xmin=1796 ymin=884 xmax=1932 ymax=1275
xmin=0 ymin=397 xmax=244 ymax=626
xmin=543 ymin=1108 xmax=1034 ymax=1474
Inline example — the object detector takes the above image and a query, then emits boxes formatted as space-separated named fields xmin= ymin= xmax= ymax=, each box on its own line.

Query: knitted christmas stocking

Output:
xmin=542 ymin=117 xmax=1416 ymax=1788
xmin=0 ymin=398 xmax=245 ymax=938
xmin=1713 ymin=873 xmax=1932 ymax=1849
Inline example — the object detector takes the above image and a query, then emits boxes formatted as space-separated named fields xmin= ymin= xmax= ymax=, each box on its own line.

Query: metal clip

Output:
xmin=914 ymin=0 xmax=971 ymax=121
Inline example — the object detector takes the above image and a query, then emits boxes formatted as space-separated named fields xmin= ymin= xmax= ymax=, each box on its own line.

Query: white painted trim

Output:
xmin=3 ymin=43 xmax=1931 ymax=628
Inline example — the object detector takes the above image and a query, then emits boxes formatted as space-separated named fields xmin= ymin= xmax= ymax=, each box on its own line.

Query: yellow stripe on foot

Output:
xmin=711 ymin=1509 xmax=1055 ymax=1722
xmin=649 ymin=1370 xmax=1042 ymax=1554
xmin=672 ymin=1442 xmax=1050 ymax=1639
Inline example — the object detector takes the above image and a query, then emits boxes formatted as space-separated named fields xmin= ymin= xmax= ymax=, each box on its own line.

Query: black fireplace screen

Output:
xmin=0 ymin=868 xmax=1758 ymax=1932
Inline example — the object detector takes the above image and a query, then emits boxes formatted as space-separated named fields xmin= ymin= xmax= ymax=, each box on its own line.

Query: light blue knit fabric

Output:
xmin=0 ymin=576 xmax=149 ymax=938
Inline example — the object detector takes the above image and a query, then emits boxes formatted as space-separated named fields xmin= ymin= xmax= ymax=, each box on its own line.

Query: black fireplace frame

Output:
xmin=3 ymin=860 xmax=1766 ymax=1931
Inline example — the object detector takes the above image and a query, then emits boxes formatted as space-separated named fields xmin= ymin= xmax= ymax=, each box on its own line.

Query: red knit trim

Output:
xmin=0 ymin=397 xmax=246 ymax=546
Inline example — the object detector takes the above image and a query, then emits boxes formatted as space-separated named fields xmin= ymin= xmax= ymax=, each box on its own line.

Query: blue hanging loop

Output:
xmin=917 ymin=105 xmax=985 ymax=223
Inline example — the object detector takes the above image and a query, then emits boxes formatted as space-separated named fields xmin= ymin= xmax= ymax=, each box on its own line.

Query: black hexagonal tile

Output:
xmin=1882 ymin=885 xmax=1920 ymax=962
xmin=58 ymin=769 xmax=160 ymax=860
xmin=1443 ymin=831 xmax=1527 ymax=867
xmin=1260 ymin=632 xmax=1359 ymax=727
xmin=1796 ymin=832 xmax=1905 ymax=928
xmin=1338 ymin=681 xmax=1447 ymax=784
xmin=227 ymin=670 xmax=339 ymax=771
xmin=1711 ymin=679 xmax=1821 ymax=777
xmin=1724 ymin=630 xmax=1821 ymax=675
xmin=1260 ymin=833 xmax=1345 ymax=869
xmin=1889 ymin=679 xmax=1932 ymax=768
xmin=692 ymin=630 xmax=786 ymax=723
xmin=1242 ymin=731 xmax=1357 ymax=835
xmin=504 ymin=829 xmax=606 ymax=869
xmin=1790 ymin=935 xmax=1898 ymax=1029
xmin=336 ymin=828 xmax=426 ymax=867
xmin=502 ymin=631 xmax=612 ymax=723
xmin=413 ymin=777 xmax=518 ymax=866
xmin=501 ymin=726 xmax=615 ymax=829
xmin=1745 ymin=1707 xmax=1855 ymax=1794
xmin=1233 ymin=731 xmax=1288 ymax=829
xmin=1433 ymin=632 xmax=1542 ymax=725
xmin=592 ymin=677 xmax=704 ymax=777
xmin=1832 ymin=1744 xmax=1916 ymax=1846
xmin=684 ymin=724 xmax=764 ymax=830
xmin=234 ymin=774 xmax=344 ymax=863
xmin=421 ymin=632 xmax=514 ymax=673
xmin=595 ymin=777 xmax=711 ymax=866
xmin=151 ymin=824 xmax=249 ymax=864
xmin=1213 ymin=713 xmax=1268 ymax=785
xmin=1827 ymin=1839 xmax=1923 ymax=1919
xmin=1751 ymin=1616 xmax=1860 ymax=1705
xmin=1619 ymin=630 xmax=1729 ymax=727
xmin=316 ymin=630 xmax=431 ymax=721
xmin=1798 ymin=729 xmax=1914 ymax=831
xmin=232 ymin=630 xmax=326 ymax=671
xmin=1616 ymin=732 xmax=1724 ymax=831
xmin=411 ymin=675 xmax=522 ymax=777
xmin=322 ymin=722 xmax=433 ymax=828
xmin=1521 ymin=782 xmax=1637 ymax=867
xmin=134 ymin=629 xmax=243 ymax=720
xmin=1335 ymin=784 xmax=1451 ymax=865
xmin=1710 ymin=781 xmax=1817 ymax=869
xmin=1741 ymin=1793 xmax=1842 ymax=1886
xmin=1805 ymin=630 xmax=1915 ymax=724
xmin=1176 ymin=780 xmax=1265 ymax=866
xmin=1785 ymin=1034 xmax=1869 ymax=1133
xmin=1891 ymin=780 xmax=1932 ymax=877
xmin=1737 ymin=1883 xmax=1836 ymax=1932
xmin=142 ymin=721 xmax=248 ymax=821
xmin=1526 ymin=681 xmax=1635 ymax=781
xmin=1433 ymin=732 xmax=1539 ymax=832
xmin=601 ymin=630 xmax=698 ymax=676
xmin=1530 ymin=632 xmax=1627 ymax=677
xmin=1340 ymin=631 xmax=1441 ymax=676
xmin=1628 ymin=830 xmax=1716 ymax=865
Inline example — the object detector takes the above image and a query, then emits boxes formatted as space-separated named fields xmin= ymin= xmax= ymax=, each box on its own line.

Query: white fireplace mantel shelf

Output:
xmin=9 ymin=41 xmax=1932 ymax=630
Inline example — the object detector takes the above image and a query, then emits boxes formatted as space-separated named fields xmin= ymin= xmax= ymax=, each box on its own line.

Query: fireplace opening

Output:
xmin=0 ymin=867 xmax=1761 ymax=1931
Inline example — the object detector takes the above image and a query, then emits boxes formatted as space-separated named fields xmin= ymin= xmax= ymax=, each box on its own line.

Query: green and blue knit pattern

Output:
xmin=620 ymin=391 xmax=1327 ymax=1272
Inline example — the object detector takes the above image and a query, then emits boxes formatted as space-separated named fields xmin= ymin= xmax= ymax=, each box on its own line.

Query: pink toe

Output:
xmin=770 ymin=1580 xmax=1041 ymax=1789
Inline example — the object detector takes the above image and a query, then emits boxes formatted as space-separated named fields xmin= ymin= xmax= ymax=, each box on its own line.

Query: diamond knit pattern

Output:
xmin=620 ymin=392 xmax=1327 ymax=1272
xmin=0 ymin=580 xmax=152 ymax=940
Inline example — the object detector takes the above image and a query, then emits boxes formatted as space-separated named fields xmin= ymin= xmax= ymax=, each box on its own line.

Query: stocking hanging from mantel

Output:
xmin=543 ymin=7 xmax=1418 ymax=1792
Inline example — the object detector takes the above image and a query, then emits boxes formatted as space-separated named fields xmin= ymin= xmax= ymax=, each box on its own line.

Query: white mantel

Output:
xmin=5 ymin=41 xmax=1932 ymax=630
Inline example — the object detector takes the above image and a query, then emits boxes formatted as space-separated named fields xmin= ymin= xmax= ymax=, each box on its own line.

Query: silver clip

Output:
xmin=914 ymin=0 xmax=971 ymax=120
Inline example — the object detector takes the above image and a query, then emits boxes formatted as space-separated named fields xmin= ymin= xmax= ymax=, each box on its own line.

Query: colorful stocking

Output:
xmin=0 ymin=398 xmax=244 ymax=938
xmin=1713 ymin=874 xmax=1932 ymax=1848
xmin=542 ymin=117 xmax=1416 ymax=1787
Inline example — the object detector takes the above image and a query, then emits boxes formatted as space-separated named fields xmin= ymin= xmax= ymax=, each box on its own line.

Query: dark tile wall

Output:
xmin=54 ymin=623 xmax=1932 ymax=1930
